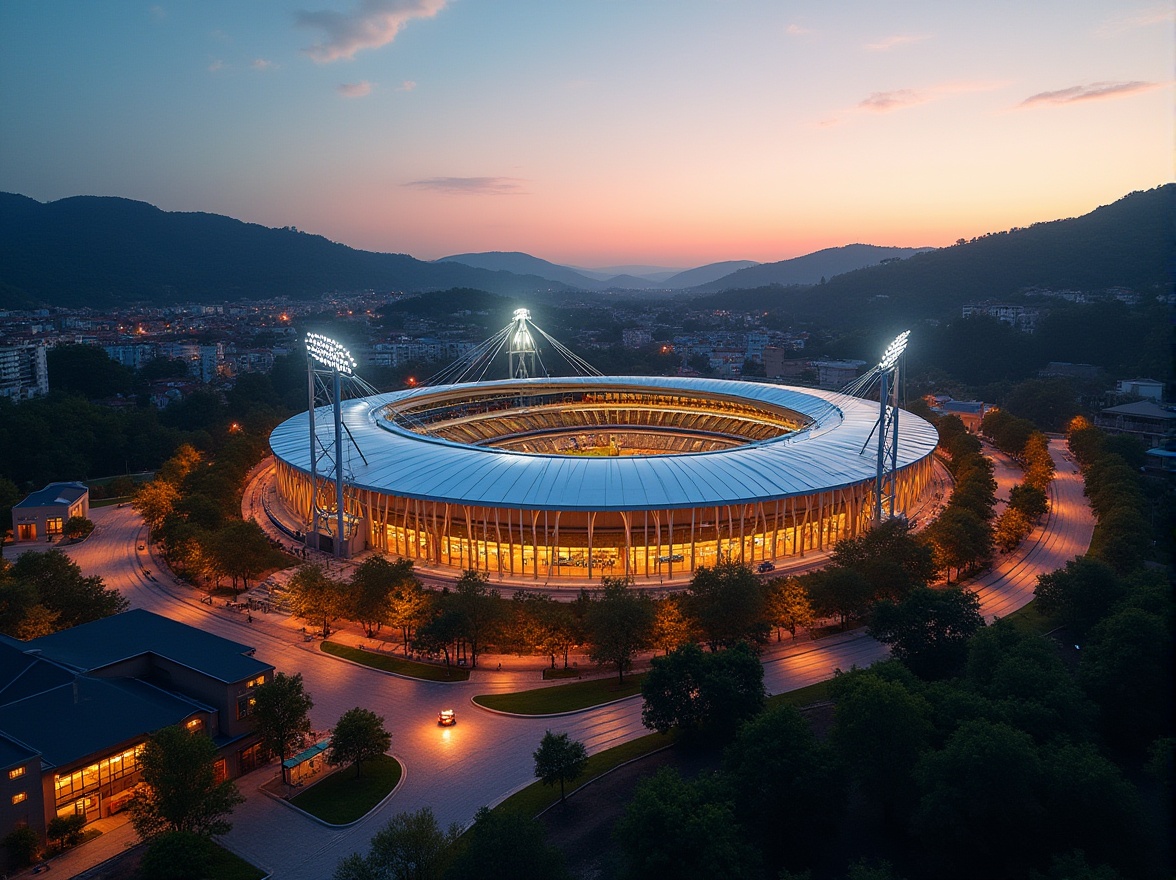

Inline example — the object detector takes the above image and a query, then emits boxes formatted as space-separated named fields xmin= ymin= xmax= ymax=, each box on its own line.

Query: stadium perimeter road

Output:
xmin=40 ymin=440 xmax=1091 ymax=879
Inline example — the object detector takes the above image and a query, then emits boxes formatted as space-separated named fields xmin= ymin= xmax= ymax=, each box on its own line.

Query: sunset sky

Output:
xmin=1 ymin=1 xmax=1170 ymax=268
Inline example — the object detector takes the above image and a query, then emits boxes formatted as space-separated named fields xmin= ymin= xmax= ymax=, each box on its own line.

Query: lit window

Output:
xmin=186 ymin=718 xmax=204 ymax=733
xmin=11 ymin=792 xmax=26 ymax=805
xmin=8 ymin=767 xmax=24 ymax=780
xmin=245 ymin=675 xmax=265 ymax=689
xmin=236 ymin=694 xmax=256 ymax=720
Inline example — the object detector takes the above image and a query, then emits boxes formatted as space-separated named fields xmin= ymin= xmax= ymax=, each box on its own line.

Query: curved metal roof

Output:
xmin=269 ymin=376 xmax=939 ymax=512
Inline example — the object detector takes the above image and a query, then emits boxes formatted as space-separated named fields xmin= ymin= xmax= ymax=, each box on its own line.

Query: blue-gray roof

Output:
xmin=14 ymin=482 xmax=87 ymax=509
xmin=269 ymin=376 xmax=939 ymax=511
xmin=26 ymin=609 xmax=271 ymax=684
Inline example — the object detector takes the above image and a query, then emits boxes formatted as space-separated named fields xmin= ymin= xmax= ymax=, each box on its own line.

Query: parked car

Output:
xmin=757 ymin=561 xmax=776 ymax=573
xmin=438 ymin=708 xmax=457 ymax=726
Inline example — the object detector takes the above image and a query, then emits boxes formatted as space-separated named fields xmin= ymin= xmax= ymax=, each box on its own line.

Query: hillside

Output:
xmin=436 ymin=251 xmax=605 ymax=290
xmin=691 ymin=185 xmax=1175 ymax=325
xmin=690 ymin=244 xmax=933 ymax=292
xmin=0 ymin=195 xmax=570 ymax=308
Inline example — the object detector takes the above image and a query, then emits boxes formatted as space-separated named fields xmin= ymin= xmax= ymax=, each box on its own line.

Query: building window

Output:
xmin=236 ymin=693 xmax=256 ymax=720
xmin=46 ymin=517 xmax=64 ymax=535
xmin=8 ymin=766 xmax=25 ymax=780
xmin=186 ymin=717 xmax=205 ymax=734
xmin=11 ymin=792 xmax=26 ymax=805
xmin=213 ymin=759 xmax=227 ymax=785
xmin=245 ymin=675 xmax=265 ymax=689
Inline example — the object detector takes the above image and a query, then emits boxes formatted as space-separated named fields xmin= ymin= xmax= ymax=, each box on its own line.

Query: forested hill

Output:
xmin=691 ymin=184 xmax=1175 ymax=325
xmin=0 ymin=194 xmax=571 ymax=308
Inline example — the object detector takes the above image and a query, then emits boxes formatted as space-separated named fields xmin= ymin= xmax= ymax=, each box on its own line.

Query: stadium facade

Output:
xmin=269 ymin=376 xmax=938 ymax=582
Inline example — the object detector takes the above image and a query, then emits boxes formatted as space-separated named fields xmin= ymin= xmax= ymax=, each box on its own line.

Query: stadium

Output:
xmin=268 ymin=373 xmax=940 ymax=584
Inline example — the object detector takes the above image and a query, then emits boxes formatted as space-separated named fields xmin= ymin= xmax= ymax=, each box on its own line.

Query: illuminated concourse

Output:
xmin=269 ymin=376 xmax=938 ymax=583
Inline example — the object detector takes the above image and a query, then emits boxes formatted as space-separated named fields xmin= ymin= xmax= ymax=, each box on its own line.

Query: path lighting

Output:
xmin=305 ymin=333 xmax=356 ymax=375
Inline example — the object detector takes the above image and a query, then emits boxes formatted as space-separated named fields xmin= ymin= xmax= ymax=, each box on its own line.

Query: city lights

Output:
xmin=305 ymin=333 xmax=356 ymax=375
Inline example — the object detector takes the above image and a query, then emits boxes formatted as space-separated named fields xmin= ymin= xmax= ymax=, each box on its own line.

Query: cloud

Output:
xmin=785 ymin=23 xmax=811 ymax=36
xmin=1019 ymin=80 xmax=1161 ymax=107
xmin=208 ymin=59 xmax=226 ymax=73
xmin=403 ymin=177 xmax=528 ymax=195
xmin=1096 ymin=6 xmax=1174 ymax=35
xmin=337 ymin=80 xmax=374 ymax=98
xmin=298 ymin=0 xmax=446 ymax=63
xmin=396 ymin=80 xmax=417 ymax=91
xmin=865 ymin=33 xmax=930 ymax=51
xmin=857 ymin=89 xmax=927 ymax=112
xmin=252 ymin=58 xmax=275 ymax=71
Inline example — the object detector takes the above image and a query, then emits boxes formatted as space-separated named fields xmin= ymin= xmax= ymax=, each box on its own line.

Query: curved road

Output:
xmin=46 ymin=439 xmax=1091 ymax=879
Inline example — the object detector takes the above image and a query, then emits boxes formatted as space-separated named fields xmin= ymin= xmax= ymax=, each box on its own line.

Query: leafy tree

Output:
xmin=349 ymin=555 xmax=416 ymax=637
xmin=212 ymin=519 xmax=276 ymax=595
xmin=649 ymin=593 xmax=693 ymax=654
xmin=993 ymin=506 xmax=1031 ymax=553
xmin=3 ymin=826 xmax=40 ymax=869
xmin=128 ymin=725 xmax=243 ymax=839
xmin=14 ymin=603 xmax=61 ymax=639
xmin=614 ymin=768 xmax=760 ymax=880
xmin=47 ymin=343 xmax=134 ymax=399
xmin=533 ymin=730 xmax=588 ymax=803
xmin=641 ymin=642 xmax=764 ymax=739
xmin=7 ymin=549 xmax=128 ymax=631
xmin=387 ymin=574 xmax=431 ymax=656
xmin=253 ymin=672 xmax=314 ymax=784
xmin=1034 ymin=556 xmax=1126 ymax=638
xmin=288 ymin=563 xmax=347 ymax=637
xmin=0 ymin=475 xmax=20 ymax=540
xmin=722 ymin=704 xmax=845 ymax=869
xmin=803 ymin=565 xmax=872 ymax=628
xmin=328 ymin=707 xmax=392 ymax=778
xmin=923 ymin=506 xmax=992 ymax=582
xmin=683 ymin=559 xmax=767 ymax=650
xmin=764 ymin=576 xmax=815 ymax=640
xmin=508 ymin=592 xmax=577 ymax=668
xmin=869 ymin=586 xmax=984 ymax=679
xmin=445 ymin=807 xmax=569 ymax=880
xmin=914 ymin=719 xmax=1045 ymax=879
xmin=62 ymin=515 xmax=94 ymax=541
xmin=830 ymin=670 xmax=934 ymax=821
xmin=412 ymin=605 xmax=463 ymax=670
xmin=46 ymin=813 xmax=86 ymax=850
xmin=1087 ymin=504 xmax=1150 ymax=574
xmin=134 ymin=479 xmax=180 ymax=541
xmin=333 ymin=807 xmax=458 ymax=880
xmin=1008 ymin=483 xmax=1049 ymax=520
xmin=447 ymin=570 xmax=502 ymax=668
xmin=584 ymin=577 xmax=654 ymax=682
xmin=830 ymin=517 xmax=936 ymax=601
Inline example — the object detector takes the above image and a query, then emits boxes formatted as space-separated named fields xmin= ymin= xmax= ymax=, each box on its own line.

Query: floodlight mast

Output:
xmin=508 ymin=308 xmax=538 ymax=379
xmin=874 ymin=331 xmax=910 ymax=523
xmin=306 ymin=333 xmax=356 ymax=557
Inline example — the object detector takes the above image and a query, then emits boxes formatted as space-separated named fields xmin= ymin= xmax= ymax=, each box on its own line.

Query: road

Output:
xmin=43 ymin=438 xmax=1091 ymax=879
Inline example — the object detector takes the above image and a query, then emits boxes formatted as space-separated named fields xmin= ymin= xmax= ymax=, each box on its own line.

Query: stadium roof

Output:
xmin=270 ymin=376 xmax=939 ymax=511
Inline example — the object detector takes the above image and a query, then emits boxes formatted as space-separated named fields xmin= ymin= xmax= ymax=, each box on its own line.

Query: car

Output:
xmin=438 ymin=708 xmax=457 ymax=726
xmin=137 ymin=543 xmax=145 ymax=551
xmin=658 ymin=553 xmax=684 ymax=563
xmin=757 ymin=561 xmax=776 ymax=573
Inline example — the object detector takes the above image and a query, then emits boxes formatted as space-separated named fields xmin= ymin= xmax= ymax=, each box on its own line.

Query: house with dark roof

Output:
xmin=11 ymin=482 xmax=89 ymax=543
xmin=0 ymin=610 xmax=272 ymax=860
xmin=1095 ymin=400 xmax=1176 ymax=448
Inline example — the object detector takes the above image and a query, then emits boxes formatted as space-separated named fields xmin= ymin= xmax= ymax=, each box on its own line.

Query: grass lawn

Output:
xmin=495 ymin=730 xmax=678 ymax=818
xmin=1003 ymin=599 xmax=1054 ymax=634
xmin=321 ymin=641 xmax=471 ymax=682
xmin=766 ymin=678 xmax=832 ymax=709
xmin=289 ymin=754 xmax=402 ymax=825
xmin=203 ymin=840 xmax=267 ymax=880
xmin=474 ymin=672 xmax=646 ymax=714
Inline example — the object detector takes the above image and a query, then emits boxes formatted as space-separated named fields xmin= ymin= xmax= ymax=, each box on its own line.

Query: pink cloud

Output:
xmin=298 ymin=0 xmax=446 ymax=63
xmin=858 ymin=89 xmax=927 ymax=112
xmin=337 ymin=81 xmax=374 ymax=98
xmin=1019 ymin=80 xmax=1161 ymax=107
xmin=404 ymin=177 xmax=528 ymax=195
xmin=865 ymin=33 xmax=930 ymax=51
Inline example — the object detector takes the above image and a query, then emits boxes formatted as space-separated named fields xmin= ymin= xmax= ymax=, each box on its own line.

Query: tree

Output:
xmin=533 ymin=730 xmax=588 ymax=803
xmin=3 ymin=826 xmax=40 ymax=870
xmin=447 ymin=570 xmax=502 ymax=668
xmin=7 ymin=549 xmax=127 ymax=632
xmin=62 ymin=515 xmax=94 ymax=541
xmin=640 ymin=642 xmax=764 ymax=739
xmin=0 ymin=474 xmax=20 ymax=541
xmin=387 ymin=574 xmax=431 ymax=656
xmin=869 ymin=586 xmax=984 ymax=679
xmin=138 ymin=831 xmax=214 ymax=880
xmin=288 ymin=563 xmax=347 ymax=637
xmin=993 ymin=506 xmax=1031 ymax=553
xmin=128 ymin=725 xmax=243 ymax=840
xmin=133 ymin=479 xmax=180 ymax=542
xmin=349 ymin=556 xmax=416 ymax=637
xmin=213 ymin=519 xmax=276 ymax=595
xmin=764 ymin=576 xmax=815 ymax=640
xmin=333 ymin=807 xmax=458 ymax=880
xmin=445 ymin=807 xmax=569 ymax=880
xmin=1034 ymin=556 xmax=1127 ymax=638
xmin=683 ymin=559 xmax=767 ymax=650
xmin=803 ymin=565 xmax=872 ymax=628
xmin=328 ymin=707 xmax=392 ymax=778
xmin=253 ymin=672 xmax=314 ymax=784
xmin=721 ymin=705 xmax=844 ymax=869
xmin=923 ymin=506 xmax=992 ymax=582
xmin=614 ymin=768 xmax=760 ymax=880
xmin=649 ymin=594 xmax=693 ymax=654
xmin=830 ymin=517 xmax=936 ymax=602
xmin=46 ymin=813 xmax=86 ymax=850
xmin=1008 ymin=483 xmax=1049 ymax=520
xmin=584 ymin=577 xmax=654 ymax=682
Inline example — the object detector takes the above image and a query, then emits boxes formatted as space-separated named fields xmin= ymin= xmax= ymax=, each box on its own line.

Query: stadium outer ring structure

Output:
xmin=268 ymin=375 xmax=939 ymax=584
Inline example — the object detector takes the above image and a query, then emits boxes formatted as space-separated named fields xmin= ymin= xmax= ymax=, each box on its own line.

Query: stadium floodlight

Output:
xmin=513 ymin=308 xmax=531 ymax=322
xmin=878 ymin=330 xmax=910 ymax=371
xmin=306 ymin=332 xmax=356 ymax=375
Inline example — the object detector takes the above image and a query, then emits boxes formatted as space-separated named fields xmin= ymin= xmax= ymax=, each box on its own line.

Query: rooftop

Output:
xmin=13 ymin=482 xmax=88 ymax=509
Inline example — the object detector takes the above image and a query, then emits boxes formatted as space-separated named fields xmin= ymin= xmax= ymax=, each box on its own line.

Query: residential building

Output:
xmin=10 ymin=483 xmax=89 ymax=543
xmin=1115 ymin=378 xmax=1164 ymax=402
xmin=0 ymin=344 xmax=49 ymax=401
xmin=1095 ymin=400 xmax=1176 ymax=447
